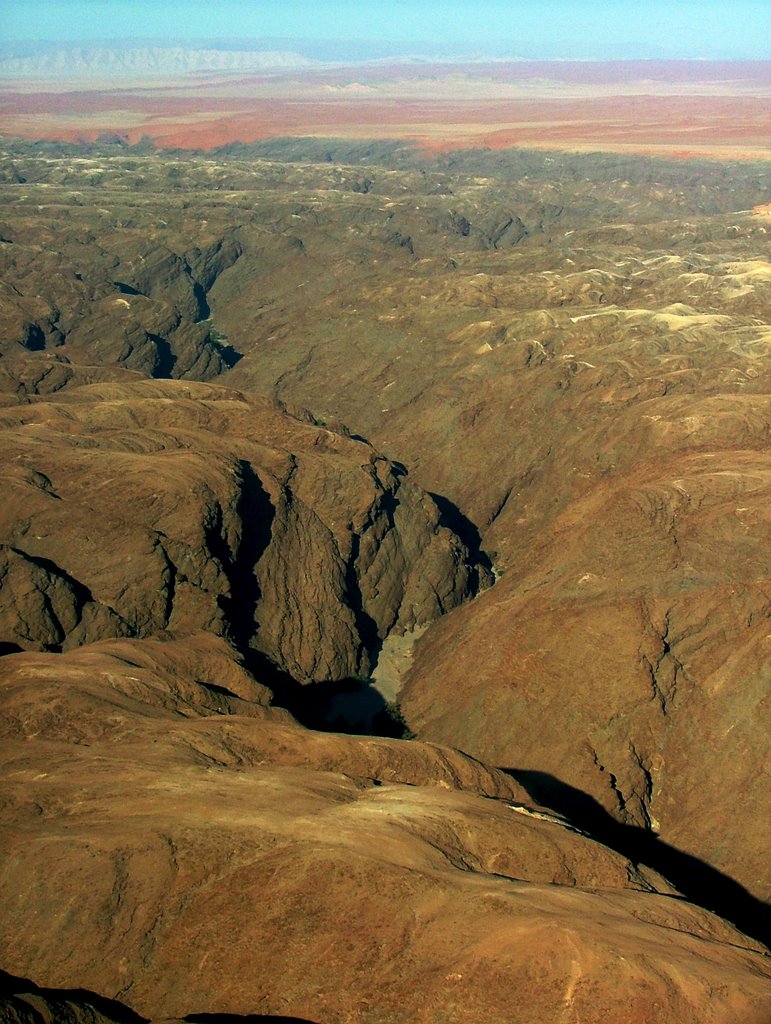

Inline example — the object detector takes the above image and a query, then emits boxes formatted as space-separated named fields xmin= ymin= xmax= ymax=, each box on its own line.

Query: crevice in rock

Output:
xmin=153 ymin=539 xmax=177 ymax=630
xmin=208 ymin=335 xmax=242 ymax=369
xmin=590 ymin=747 xmax=629 ymax=818
xmin=147 ymin=333 xmax=177 ymax=379
xmin=428 ymin=491 xmax=494 ymax=583
xmin=641 ymin=654 xmax=669 ymax=713
xmin=192 ymin=280 xmax=210 ymax=320
xmin=485 ymin=486 xmax=513 ymax=528
xmin=629 ymin=742 xmax=655 ymax=831
xmin=220 ymin=461 xmax=275 ymax=652
xmin=344 ymin=530 xmax=381 ymax=660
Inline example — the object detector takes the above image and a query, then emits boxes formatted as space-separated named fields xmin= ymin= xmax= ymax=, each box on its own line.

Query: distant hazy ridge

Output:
xmin=0 ymin=47 xmax=318 ymax=76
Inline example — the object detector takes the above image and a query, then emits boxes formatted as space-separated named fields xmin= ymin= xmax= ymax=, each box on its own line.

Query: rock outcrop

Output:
xmin=1 ymin=640 xmax=769 ymax=1024
xmin=0 ymin=213 xmax=241 ymax=387
xmin=0 ymin=379 xmax=484 ymax=681
xmin=0 ymin=970 xmax=148 ymax=1024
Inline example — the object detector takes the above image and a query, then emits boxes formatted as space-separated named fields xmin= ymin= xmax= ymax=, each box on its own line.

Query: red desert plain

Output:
xmin=1 ymin=58 xmax=770 ymax=157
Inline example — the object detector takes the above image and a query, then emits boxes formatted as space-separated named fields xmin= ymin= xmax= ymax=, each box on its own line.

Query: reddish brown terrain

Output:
xmin=3 ymin=636 xmax=769 ymax=1024
xmin=0 ymin=131 xmax=769 ymax=1021
xmin=1 ymin=59 xmax=769 ymax=158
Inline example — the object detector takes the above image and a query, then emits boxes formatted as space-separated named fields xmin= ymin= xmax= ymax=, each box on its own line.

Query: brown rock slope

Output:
xmin=198 ymin=168 xmax=770 ymax=906
xmin=2 ymin=640 xmax=770 ymax=1024
xmin=382 ymin=245 xmax=771 ymax=906
xmin=0 ymin=146 xmax=769 ymax=1016
xmin=0 ymin=181 xmax=242 ymax=390
xmin=0 ymin=379 xmax=483 ymax=680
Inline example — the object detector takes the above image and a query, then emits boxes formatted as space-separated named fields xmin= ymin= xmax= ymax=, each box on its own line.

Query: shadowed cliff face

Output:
xmin=0 ymin=379 xmax=485 ymax=683
xmin=0 ymin=969 xmax=321 ymax=1024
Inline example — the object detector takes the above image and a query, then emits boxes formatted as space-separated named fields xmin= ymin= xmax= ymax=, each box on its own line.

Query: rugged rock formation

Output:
xmin=0 ymin=379 xmax=484 ymax=681
xmin=0 ymin=209 xmax=241 ymax=385
xmin=0 ymin=144 xmax=768 ymax=1021
xmin=2 ymin=640 xmax=769 ymax=1024
xmin=0 ymin=545 xmax=129 ymax=654
xmin=0 ymin=970 xmax=148 ymax=1024
xmin=189 ymin=161 xmax=769 ymax=903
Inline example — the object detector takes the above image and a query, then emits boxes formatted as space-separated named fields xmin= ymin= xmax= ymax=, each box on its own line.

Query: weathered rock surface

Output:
xmin=400 ymin=432 xmax=771 ymax=902
xmin=0 ymin=205 xmax=240 ymax=386
xmin=0 ymin=145 xmax=769 ymax=1020
xmin=174 ymin=159 xmax=769 ymax=904
xmin=0 ymin=379 xmax=484 ymax=681
xmin=1 ymin=640 xmax=769 ymax=1024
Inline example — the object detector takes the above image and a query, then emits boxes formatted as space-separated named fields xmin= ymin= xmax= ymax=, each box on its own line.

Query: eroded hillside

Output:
xmin=0 ymin=141 xmax=769 ymax=1022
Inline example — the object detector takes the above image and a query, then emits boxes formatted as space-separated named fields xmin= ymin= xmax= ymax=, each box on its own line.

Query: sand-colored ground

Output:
xmin=1 ymin=59 xmax=769 ymax=157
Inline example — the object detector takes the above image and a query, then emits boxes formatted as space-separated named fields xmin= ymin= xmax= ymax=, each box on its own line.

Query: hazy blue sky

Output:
xmin=2 ymin=0 xmax=769 ymax=59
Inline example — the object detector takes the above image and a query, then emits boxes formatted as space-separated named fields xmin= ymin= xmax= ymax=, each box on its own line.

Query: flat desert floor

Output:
xmin=1 ymin=59 xmax=769 ymax=157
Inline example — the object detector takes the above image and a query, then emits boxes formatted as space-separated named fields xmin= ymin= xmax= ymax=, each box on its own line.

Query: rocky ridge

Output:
xmin=0 ymin=202 xmax=242 ymax=390
xmin=0 ymin=48 xmax=317 ymax=77
xmin=0 ymin=143 xmax=769 ymax=1022
xmin=2 ymin=638 xmax=769 ymax=1024
xmin=0 ymin=379 xmax=483 ymax=682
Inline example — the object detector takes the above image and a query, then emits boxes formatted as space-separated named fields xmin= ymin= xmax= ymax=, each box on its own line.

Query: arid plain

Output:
xmin=1 ymin=59 xmax=770 ymax=157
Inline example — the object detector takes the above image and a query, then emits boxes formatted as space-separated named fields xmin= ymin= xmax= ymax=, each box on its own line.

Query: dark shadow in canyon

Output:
xmin=221 ymin=462 xmax=275 ymax=654
xmin=211 ymin=339 xmax=243 ymax=369
xmin=0 ymin=971 xmax=321 ymax=1024
xmin=245 ymin=648 xmax=410 ymax=739
xmin=503 ymin=768 xmax=771 ymax=949
xmin=428 ymin=492 xmax=493 ymax=581
xmin=0 ymin=969 xmax=148 ymax=1023
xmin=147 ymin=332 xmax=177 ymax=378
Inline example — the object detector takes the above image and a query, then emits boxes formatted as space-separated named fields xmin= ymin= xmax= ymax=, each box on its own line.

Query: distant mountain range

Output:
xmin=0 ymin=46 xmax=318 ymax=77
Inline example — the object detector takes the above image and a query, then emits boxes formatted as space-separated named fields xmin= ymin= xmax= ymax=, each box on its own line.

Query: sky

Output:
xmin=1 ymin=0 xmax=769 ymax=60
